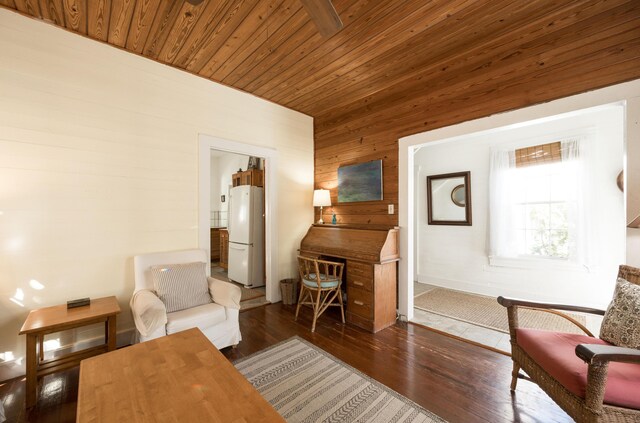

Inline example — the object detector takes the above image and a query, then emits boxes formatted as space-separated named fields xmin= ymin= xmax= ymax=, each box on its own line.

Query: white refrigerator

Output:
xmin=227 ymin=185 xmax=265 ymax=288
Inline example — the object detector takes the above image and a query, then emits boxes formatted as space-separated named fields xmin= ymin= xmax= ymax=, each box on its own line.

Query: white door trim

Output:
xmin=398 ymin=79 xmax=640 ymax=321
xmin=198 ymin=134 xmax=280 ymax=303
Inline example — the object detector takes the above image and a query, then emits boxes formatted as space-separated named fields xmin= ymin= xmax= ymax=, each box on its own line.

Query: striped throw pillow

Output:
xmin=150 ymin=262 xmax=212 ymax=313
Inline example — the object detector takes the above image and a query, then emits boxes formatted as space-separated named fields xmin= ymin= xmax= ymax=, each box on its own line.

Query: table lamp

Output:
xmin=313 ymin=189 xmax=331 ymax=224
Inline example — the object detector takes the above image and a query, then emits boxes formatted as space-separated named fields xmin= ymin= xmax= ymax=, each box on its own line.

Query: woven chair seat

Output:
xmin=517 ymin=328 xmax=640 ymax=409
xmin=302 ymin=273 xmax=340 ymax=289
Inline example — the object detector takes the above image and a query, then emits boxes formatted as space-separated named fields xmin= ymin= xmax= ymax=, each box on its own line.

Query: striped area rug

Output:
xmin=234 ymin=337 xmax=447 ymax=423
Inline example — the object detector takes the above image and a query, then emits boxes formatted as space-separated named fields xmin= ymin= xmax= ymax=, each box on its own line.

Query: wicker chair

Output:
xmin=295 ymin=256 xmax=345 ymax=332
xmin=498 ymin=265 xmax=640 ymax=423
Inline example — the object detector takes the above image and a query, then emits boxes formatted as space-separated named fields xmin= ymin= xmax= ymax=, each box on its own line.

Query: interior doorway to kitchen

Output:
xmin=198 ymin=135 xmax=280 ymax=303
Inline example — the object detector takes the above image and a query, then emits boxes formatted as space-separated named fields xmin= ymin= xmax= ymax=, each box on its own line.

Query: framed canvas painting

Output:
xmin=338 ymin=160 xmax=383 ymax=203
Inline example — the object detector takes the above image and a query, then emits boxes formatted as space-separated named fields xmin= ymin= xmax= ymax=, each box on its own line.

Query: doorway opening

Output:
xmin=399 ymin=99 xmax=628 ymax=352
xmin=208 ymin=149 xmax=269 ymax=310
xmin=198 ymin=135 xmax=280 ymax=304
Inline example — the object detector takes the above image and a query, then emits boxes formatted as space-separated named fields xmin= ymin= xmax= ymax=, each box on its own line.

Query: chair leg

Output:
xmin=338 ymin=289 xmax=345 ymax=324
xmin=295 ymin=285 xmax=306 ymax=321
xmin=311 ymin=290 xmax=322 ymax=332
xmin=510 ymin=362 xmax=520 ymax=392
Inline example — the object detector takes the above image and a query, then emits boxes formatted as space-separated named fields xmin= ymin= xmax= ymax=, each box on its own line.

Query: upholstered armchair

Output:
xmin=498 ymin=265 xmax=640 ymax=423
xmin=131 ymin=249 xmax=242 ymax=349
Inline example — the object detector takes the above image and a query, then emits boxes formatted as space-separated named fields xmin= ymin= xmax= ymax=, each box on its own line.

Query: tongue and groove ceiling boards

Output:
xmin=2 ymin=0 xmax=640 ymax=225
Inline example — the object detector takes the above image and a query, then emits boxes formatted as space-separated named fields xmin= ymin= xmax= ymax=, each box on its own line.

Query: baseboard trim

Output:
xmin=407 ymin=320 xmax=511 ymax=357
xmin=416 ymin=274 xmax=506 ymax=298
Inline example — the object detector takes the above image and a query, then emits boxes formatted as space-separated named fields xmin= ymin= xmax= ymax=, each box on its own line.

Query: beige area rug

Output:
xmin=234 ymin=337 xmax=447 ymax=423
xmin=414 ymin=288 xmax=587 ymax=334
xmin=240 ymin=286 xmax=266 ymax=302
xmin=238 ymin=285 xmax=269 ymax=311
xmin=210 ymin=266 xmax=270 ymax=311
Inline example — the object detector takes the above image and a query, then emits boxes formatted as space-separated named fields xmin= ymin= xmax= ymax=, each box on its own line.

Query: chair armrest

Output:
xmin=208 ymin=277 xmax=241 ymax=310
xmin=576 ymin=344 xmax=640 ymax=365
xmin=497 ymin=296 xmax=606 ymax=315
xmin=130 ymin=289 xmax=167 ymax=337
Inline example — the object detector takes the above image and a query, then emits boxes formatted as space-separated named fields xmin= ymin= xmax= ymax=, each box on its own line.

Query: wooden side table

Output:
xmin=19 ymin=296 xmax=120 ymax=408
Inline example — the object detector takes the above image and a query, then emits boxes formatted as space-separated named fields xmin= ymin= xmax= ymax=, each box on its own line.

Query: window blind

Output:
xmin=515 ymin=141 xmax=561 ymax=168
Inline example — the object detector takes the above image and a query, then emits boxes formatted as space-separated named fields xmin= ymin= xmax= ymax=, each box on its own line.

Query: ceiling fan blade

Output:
xmin=299 ymin=0 xmax=343 ymax=38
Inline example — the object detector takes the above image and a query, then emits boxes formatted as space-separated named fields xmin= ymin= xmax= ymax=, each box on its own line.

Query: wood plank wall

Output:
xmin=314 ymin=3 xmax=640 ymax=227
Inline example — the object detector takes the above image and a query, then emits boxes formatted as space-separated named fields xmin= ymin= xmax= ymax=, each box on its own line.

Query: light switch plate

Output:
xmin=388 ymin=204 xmax=394 ymax=214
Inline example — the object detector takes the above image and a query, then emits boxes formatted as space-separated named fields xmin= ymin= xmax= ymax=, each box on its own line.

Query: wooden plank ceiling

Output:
xmin=2 ymin=0 xmax=637 ymax=120
xmin=3 ymin=0 xmax=640 ymax=226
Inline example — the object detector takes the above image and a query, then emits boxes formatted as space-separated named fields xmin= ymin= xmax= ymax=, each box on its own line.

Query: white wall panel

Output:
xmin=411 ymin=106 xmax=625 ymax=308
xmin=0 ymin=9 xmax=313 ymax=380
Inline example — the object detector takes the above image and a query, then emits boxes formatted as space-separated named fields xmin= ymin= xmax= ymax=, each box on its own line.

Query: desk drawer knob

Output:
xmin=354 ymin=300 xmax=364 ymax=306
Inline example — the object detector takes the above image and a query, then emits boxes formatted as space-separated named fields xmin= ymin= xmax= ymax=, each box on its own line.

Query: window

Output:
xmin=488 ymin=137 xmax=591 ymax=267
xmin=512 ymin=159 xmax=575 ymax=259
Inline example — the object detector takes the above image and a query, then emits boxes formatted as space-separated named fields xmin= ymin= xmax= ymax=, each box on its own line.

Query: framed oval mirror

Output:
xmin=451 ymin=184 xmax=466 ymax=207
xmin=426 ymin=171 xmax=472 ymax=225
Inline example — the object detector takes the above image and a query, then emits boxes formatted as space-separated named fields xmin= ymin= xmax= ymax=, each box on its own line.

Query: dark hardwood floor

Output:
xmin=0 ymin=303 xmax=571 ymax=422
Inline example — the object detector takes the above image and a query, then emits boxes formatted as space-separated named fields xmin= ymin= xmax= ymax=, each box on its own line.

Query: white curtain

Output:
xmin=563 ymin=138 xmax=595 ymax=268
xmin=488 ymin=137 xmax=594 ymax=268
xmin=488 ymin=148 xmax=517 ymax=258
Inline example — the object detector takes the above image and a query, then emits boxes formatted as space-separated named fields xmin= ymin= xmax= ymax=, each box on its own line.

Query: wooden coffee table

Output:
xmin=19 ymin=296 xmax=120 ymax=408
xmin=77 ymin=328 xmax=284 ymax=422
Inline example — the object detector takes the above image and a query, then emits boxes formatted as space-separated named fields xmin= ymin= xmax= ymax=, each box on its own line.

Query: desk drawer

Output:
xmin=347 ymin=287 xmax=373 ymax=319
xmin=347 ymin=261 xmax=373 ymax=291
xmin=348 ymin=275 xmax=373 ymax=292
xmin=348 ymin=261 xmax=373 ymax=276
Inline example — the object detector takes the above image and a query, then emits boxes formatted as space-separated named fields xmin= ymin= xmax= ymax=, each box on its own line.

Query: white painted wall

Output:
xmin=209 ymin=152 xmax=246 ymax=220
xmin=413 ymin=106 xmax=625 ymax=308
xmin=0 ymin=10 xmax=313 ymax=380
xmin=210 ymin=155 xmax=221 ymax=222
xmin=626 ymin=97 xmax=640 ymax=267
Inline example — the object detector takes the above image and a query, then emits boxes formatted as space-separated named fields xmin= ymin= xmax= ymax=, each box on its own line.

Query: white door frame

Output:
xmin=198 ymin=134 xmax=280 ymax=302
xmin=398 ymin=144 xmax=415 ymax=321
xmin=398 ymin=79 xmax=640 ymax=321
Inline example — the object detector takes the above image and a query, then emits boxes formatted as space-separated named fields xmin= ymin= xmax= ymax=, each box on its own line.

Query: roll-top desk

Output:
xmin=299 ymin=224 xmax=399 ymax=333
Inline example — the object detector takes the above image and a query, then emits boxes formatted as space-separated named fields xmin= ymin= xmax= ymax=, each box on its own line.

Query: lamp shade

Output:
xmin=313 ymin=189 xmax=331 ymax=207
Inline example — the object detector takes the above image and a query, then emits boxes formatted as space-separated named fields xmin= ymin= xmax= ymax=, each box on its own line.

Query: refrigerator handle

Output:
xmin=229 ymin=243 xmax=241 ymax=250
xmin=229 ymin=243 xmax=253 ymax=249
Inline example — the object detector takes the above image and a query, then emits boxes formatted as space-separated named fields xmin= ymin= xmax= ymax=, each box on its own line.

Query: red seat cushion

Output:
xmin=516 ymin=328 xmax=640 ymax=409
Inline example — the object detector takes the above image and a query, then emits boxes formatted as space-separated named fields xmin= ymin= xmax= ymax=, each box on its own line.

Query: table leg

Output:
xmin=25 ymin=333 xmax=37 ymax=408
xmin=106 ymin=316 xmax=116 ymax=351
xmin=39 ymin=336 xmax=44 ymax=362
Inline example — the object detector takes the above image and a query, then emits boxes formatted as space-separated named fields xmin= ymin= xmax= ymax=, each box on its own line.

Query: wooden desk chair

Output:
xmin=498 ymin=265 xmax=640 ymax=423
xmin=295 ymin=256 xmax=345 ymax=332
